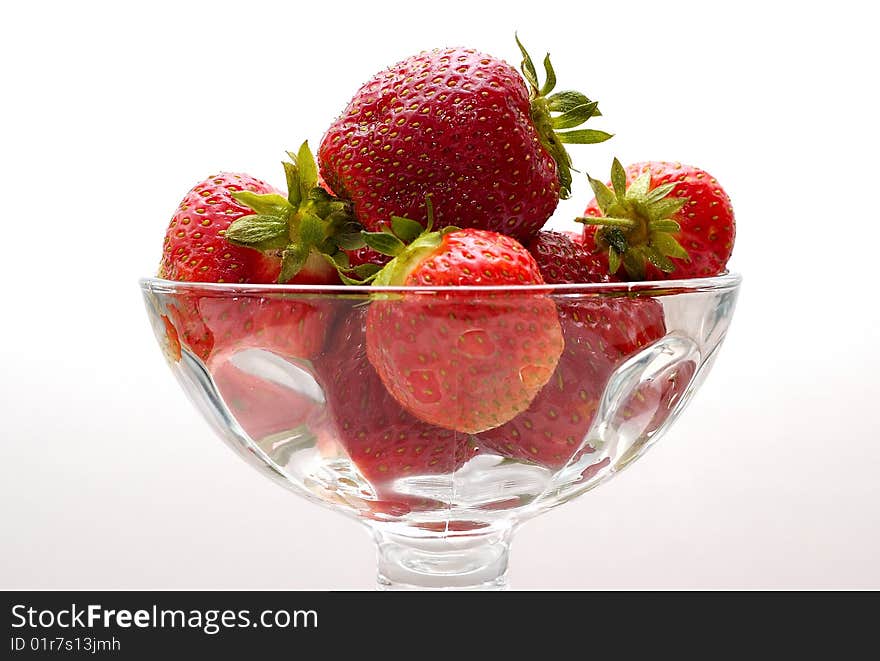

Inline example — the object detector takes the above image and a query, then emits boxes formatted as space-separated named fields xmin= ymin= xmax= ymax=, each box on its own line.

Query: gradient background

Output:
xmin=2 ymin=0 xmax=878 ymax=589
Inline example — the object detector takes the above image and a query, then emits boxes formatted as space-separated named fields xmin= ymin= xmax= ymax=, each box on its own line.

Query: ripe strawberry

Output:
xmin=212 ymin=361 xmax=323 ymax=442
xmin=315 ymin=307 xmax=476 ymax=488
xmin=318 ymin=37 xmax=611 ymax=242
xmin=159 ymin=172 xmax=286 ymax=283
xmin=345 ymin=245 xmax=392 ymax=270
xmin=356 ymin=206 xmax=564 ymax=434
xmin=160 ymin=314 xmax=182 ymax=363
xmin=579 ymin=159 xmax=735 ymax=280
xmin=526 ymin=230 xmax=619 ymax=284
xmin=478 ymin=296 xmax=666 ymax=469
xmin=164 ymin=293 xmax=333 ymax=366
xmin=558 ymin=229 xmax=586 ymax=245
xmin=159 ymin=143 xmax=361 ymax=285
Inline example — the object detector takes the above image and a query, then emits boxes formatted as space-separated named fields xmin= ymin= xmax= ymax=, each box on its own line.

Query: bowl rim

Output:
xmin=140 ymin=272 xmax=741 ymax=295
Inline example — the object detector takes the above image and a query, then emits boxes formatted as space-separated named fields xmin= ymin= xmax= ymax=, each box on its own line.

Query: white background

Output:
xmin=1 ymin=0 xmax=878 ymax=589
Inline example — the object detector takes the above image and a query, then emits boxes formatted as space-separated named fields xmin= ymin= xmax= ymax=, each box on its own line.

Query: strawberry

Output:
xmin=160 ymin=314 xmax=182 ymax=363
xmin=579 ymin=159 xmax=735 ymax=280
xmin=354 ymin=204 xmax=564 ymax=434
xmin=159 ymin=172 xmax=286 ymax=283
xmin=159 ymin=143 xmax=361 ymax=285
xmin=345 ymin=245 xmax=392 ymax=270
xmin=315 ymin=306 xmax=476 ymax=489
xmin=164 ymin=293 xmax=333 ymax=366
xmin=212 ymin=361 xmax=323 ymax=443
xmin=478 ymin=296 xmax=666 ymax=469
xmin=318 ymin=37 xmax=611 ymax=242
xmin=526 ymin=230 xmax=618 ymax=284
xmin=558 ymin=229 xmax=586 ymax=245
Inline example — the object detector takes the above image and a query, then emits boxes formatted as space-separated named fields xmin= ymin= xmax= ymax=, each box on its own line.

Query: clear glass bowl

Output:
xmin=140 ymin=274 xmax=741 ymax=589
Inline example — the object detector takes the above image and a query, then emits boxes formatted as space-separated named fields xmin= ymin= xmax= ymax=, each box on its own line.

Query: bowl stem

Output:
xmin=373 ymin=526 xmax=512 ymax=590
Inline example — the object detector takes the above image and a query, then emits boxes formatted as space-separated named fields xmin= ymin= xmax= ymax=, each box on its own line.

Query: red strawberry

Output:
xmin=579 ymin=159 xmax=735 ymax=280
xmin=164 ymin=293 xmax=332 ymax=366
xmin=315 ymin=306 xmax=476 ymax=489
xmin=478 ymin=296 xmax=666 ymax=469
xmin=159 ymin=172 xmax=286 ymax=283
xmin=159 ymin=143 xmax=360 ymax=285
xmin=212 ymin=361 xmax=323 ymax=442
xmin=526 ymin=230 xmax=619 ymax=284
xmin=318 ymin=37 xmax=611 ymax=242
xmin=558 ymin=229 xmax=585 ymax=245
xmin=160 ymin=314 xmax=182 ymax=363
xmin=357 ymin=209 xmax=564 ymax=434
xmin=345 ymin=245 xmax=392 ymax=270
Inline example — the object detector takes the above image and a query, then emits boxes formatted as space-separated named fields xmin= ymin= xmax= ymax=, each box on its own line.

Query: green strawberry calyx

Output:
xmin=516 ymin=34 xmax=613 ymax=199
xmin=223 ymin=141 xmax=363 ymax=283
xmin=328 ymin=195 xmax=457 ymax=286
xmin=576 ymin=158 xmax=690 ymax=280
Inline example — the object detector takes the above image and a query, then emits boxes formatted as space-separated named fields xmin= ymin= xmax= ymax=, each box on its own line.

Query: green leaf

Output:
xmin=324 ymin=212 xmax=350 ymax=235
xmin=539 ymin=52 xmax=556 ymax=96
xmin=325 ymin=254 xmax=383 ymax=285
xmin=225 ymin=214 xmax=289 ymax=249
xmin=611 ymin=158 xmax=627 ymax=200
xmin=308 ymin=187 xmax=334 ymax=205
xmin=627 ymin=171 xmax=652 ymax=198
xmin=324 ymin=250 xmax=350 ymax=270
xmin=556 ymin=129 xmax=614 ymax=144
xmin=336 ymin=271 xmax=361 ymax=285
xmin=279 ymin=244 xmax=309 ymax=283
xmin=557 ymin=158 xmax=574 ymax=199
xmin=424 ymin=193 xmax=436 ymax=232
xmin=337 ymin=220 xmax=364 ymax=235
xmin=390 ymin=215 xmax=425 ymax=243
xmin=550 ymin=101 xmax=599 ymax=130
xmin=336 ymin=230 xmax=366 ymax=251
xmin=627 ymin=197 xmax=650 ymax=222
xmin=651 ymin=232 xmax=689 ymax=259
xmin=644 ymin=182 xmax=677 ymax=203
xmin=351 ymin=263 xmax=382 ymax=279
xmin=339 ymin=269 xmax=380 ymax=286
xmin=649 ymin=219 xmax=682 ymax=233
xmin=230 ymin=191 xmax=290 ymax=216
xmin=515 ymin=33 xmax=539 ymax=91
xmin=321 ymin=252 xmax=364 ymax=285
xmin=547 ymin=91 xmax=592 ymax=113
xmin=283 ymin=160 xmax=301 ymax=207
xmin=644 ymin=246 xmax=676 ymax=272
xmin=587 ymin=174 xmax=616 ymax=212
xmin=608 ymin=246 xmax=621 ymax=274
xmin=363 ymin=231 xmax=406 ymax=257
xmin=298 ymin=212 xmax=326 ymax=248
xmin=648 ymin=197 xmax=686 ymax=221
xmin=623 ymin=249 xmax=646 ymax=280
xmin=296 ymin=141 xmax=318 ymax=198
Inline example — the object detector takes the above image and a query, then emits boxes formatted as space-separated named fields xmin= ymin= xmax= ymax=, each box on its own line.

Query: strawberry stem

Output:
xmin=225 ymin=141 xmax=362 ymax=282
xmin=575 ymin=216 xmax=637 ymax=230
xmin=514 ymin=34 xmax=612 ymax=199
xmin=329 ymin=195 xmax=453 ymax=286
xmin=578 ymin=158 xmax=692 ymax=280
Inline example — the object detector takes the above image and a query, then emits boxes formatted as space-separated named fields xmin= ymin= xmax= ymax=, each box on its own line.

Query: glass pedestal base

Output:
xmin=374 ymin=527 xmax=512 ymax=590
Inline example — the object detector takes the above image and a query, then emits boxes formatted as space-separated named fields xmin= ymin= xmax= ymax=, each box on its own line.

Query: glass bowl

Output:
xmin=140 ymin=274 xmax=741 ymax=589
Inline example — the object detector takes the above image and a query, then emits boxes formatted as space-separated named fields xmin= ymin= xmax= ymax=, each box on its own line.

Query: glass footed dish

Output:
xmin=140 ymin=274 xmax=741 ymax=589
